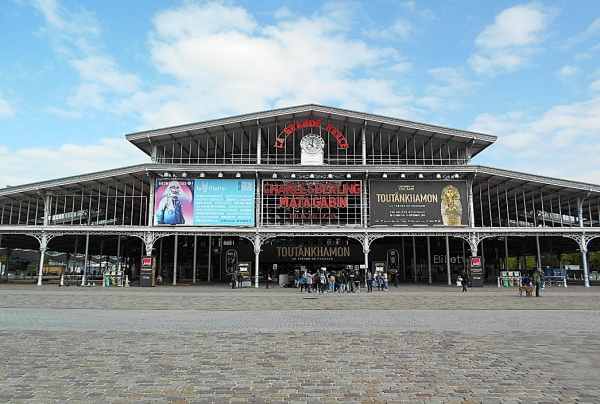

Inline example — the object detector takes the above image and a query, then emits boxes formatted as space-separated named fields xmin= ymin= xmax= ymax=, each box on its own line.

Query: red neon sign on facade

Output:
xmin=273 ymin=120 xmax=349 ymax=149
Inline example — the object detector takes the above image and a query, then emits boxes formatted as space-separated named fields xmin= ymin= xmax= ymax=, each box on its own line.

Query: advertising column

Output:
xmin=470 ymin=256 xmax=484 ymax=287
xmin=140 ymin=256 xmax=155 ymax=287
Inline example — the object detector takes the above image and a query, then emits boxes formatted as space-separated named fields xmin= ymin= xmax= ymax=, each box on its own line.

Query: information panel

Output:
xmin=470 ymin=256 xmax=484 ymax=287
xmin=139 ymin=256 xmax=155 ymax=287
xmin=154 ymin=179 xmax=255 ymax=226
xmin=369 ymin=180 xmax=467 ymax=227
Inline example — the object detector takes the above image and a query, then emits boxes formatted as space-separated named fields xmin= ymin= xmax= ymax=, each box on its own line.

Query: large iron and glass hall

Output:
xmin=1 ymin=104 xmax=600 ymax=287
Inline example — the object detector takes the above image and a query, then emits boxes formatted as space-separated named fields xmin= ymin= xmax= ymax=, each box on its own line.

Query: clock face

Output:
xmin=301 ymin=134 xmax=324 ymax=155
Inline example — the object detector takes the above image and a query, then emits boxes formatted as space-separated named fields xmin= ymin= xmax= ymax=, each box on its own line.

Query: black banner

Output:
xmin=261 ymin=245 xmax=363 ymax=263
xmin=369 ymin=180 xmax=467 ymax=227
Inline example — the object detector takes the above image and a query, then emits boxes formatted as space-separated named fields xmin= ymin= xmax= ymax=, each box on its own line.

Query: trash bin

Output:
xmin=502 ymin=278 xmax=509 ymax=287
xmin=104 ymin=277 xmax=110 ymax=287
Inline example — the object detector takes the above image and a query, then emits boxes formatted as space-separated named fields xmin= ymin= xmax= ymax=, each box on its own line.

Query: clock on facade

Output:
xmin=300 ymin=134 xmax=325 ymax=155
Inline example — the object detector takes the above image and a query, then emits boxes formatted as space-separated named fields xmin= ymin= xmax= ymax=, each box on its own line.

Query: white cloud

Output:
xmin=32 ymin=0 xmax=101 ymax=57
xmin=25 ymin=1 xmax=416 ymax=131
xmin=0 ymin=96 xmax=15 ymax=119
xmin=31 ymin=0 xmax=140 ymax=112
xmin=413 ymin=67 xmax=479 ymax=117
xmin=416 ymin=96 xmax=444 ymax=110
xmin=469 ymin=96 xmax=600 ymax=184
xmin=401 ymin=1 xmax=416 ymax=12
xmin=0 ymin=138 xmax=148 ymax=188
xmin=426 ymin=67 xmax=479 ymax=97
xmin=150 ymin=2 xmax=257 ymax=41
xmin=557 ymin=17 xmax=600 ymax=49
xmin=70 ymin=56 xmax=139 ymax=94
xmin=469 ymin=2 xmax=553 ymax=76
xmin=118 ymin=2 xmax=410 ymax=129
xmin=44 ymin=106 xmax=83 ymax=119
xmin=556 ymin=65 xmax=581 ymax=79
xmin=389 ymin=18 xmax=413 ymax=41
xmin=367 ymin=18 xmax=413 ymax=42
xmin=68 ymin=56 xmax=139 ymax=111
xmin=273 ymin=7 xmax=293 ymax=19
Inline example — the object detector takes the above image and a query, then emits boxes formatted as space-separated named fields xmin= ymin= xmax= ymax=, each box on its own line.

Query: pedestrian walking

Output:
xmin=299 ymin=271 xmax=307 ymax=293
xmin=461 ymin=270 xmax=468 ymax=292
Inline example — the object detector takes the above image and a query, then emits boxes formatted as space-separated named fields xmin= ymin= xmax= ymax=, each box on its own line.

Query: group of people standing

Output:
xmin=292 ymin=268 xmax=392 ymax=294
xmin=365 ymin=270 xmax=389 ymax=292
xmin=230 ymin=270 xmax=245 ymax=289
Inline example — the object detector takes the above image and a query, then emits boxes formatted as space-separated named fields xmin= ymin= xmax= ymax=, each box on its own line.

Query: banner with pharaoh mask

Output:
xmin=369 ymin=180 xmax=467 ymax=227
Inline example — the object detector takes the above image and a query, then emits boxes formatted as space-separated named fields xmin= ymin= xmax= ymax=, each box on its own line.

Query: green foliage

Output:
xmin=506 ymin=251 xmax=600 ymax=271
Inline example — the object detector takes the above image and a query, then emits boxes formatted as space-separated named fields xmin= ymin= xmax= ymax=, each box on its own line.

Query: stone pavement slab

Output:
xmin=0 ymin=283 xmax=599 ymax=403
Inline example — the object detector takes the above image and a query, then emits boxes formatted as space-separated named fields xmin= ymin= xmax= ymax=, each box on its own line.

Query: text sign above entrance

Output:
xmin=369 ymin=180 xmax=467 ymax=227
xmin=261 ymin=245 xmax=363 ymax=263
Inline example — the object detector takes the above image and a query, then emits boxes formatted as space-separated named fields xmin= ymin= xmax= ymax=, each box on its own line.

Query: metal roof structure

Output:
xmin=126 ymin=104 xmax=496 ymax=166
xmin=1 ymin=104 xmax=600 ymax=286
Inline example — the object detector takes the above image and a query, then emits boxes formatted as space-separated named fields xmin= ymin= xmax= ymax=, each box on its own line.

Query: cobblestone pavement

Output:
xmin=1 ymin=283 xmax=599 ymax=403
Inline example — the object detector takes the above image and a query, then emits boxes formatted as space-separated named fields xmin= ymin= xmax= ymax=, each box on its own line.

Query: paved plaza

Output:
xmin=1 ymin=282 xmax=599 ymax=403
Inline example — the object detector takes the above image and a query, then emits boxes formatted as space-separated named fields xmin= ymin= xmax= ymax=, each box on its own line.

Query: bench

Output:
xmin=544 ymin=276 xmax=567 ymax=287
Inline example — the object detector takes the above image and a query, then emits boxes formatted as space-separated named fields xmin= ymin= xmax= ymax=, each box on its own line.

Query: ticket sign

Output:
xmin=470 ymin=257 xmax=482 ymax=268
xmin=470 ymin=256 xmax=484 ymax=287
xmin=140 ymin=255 xmax=155 ymax=287
xmin=154 ymin=179 xmax=255 ymax=226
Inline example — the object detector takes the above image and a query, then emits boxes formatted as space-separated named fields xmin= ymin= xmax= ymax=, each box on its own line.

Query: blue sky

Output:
xmin=2 ymin=0 xmax=600 ymax=187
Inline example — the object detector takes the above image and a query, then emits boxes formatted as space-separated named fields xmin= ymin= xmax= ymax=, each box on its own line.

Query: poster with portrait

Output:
xmin=154 ymin=179 xmax=195 ymax=225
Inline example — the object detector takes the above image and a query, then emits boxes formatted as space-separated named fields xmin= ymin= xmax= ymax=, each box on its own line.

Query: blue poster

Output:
xmin=193 ymin=179 xmax=255 ymax=226
xmin=154 ymin=179 xmax=255 ymax=227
